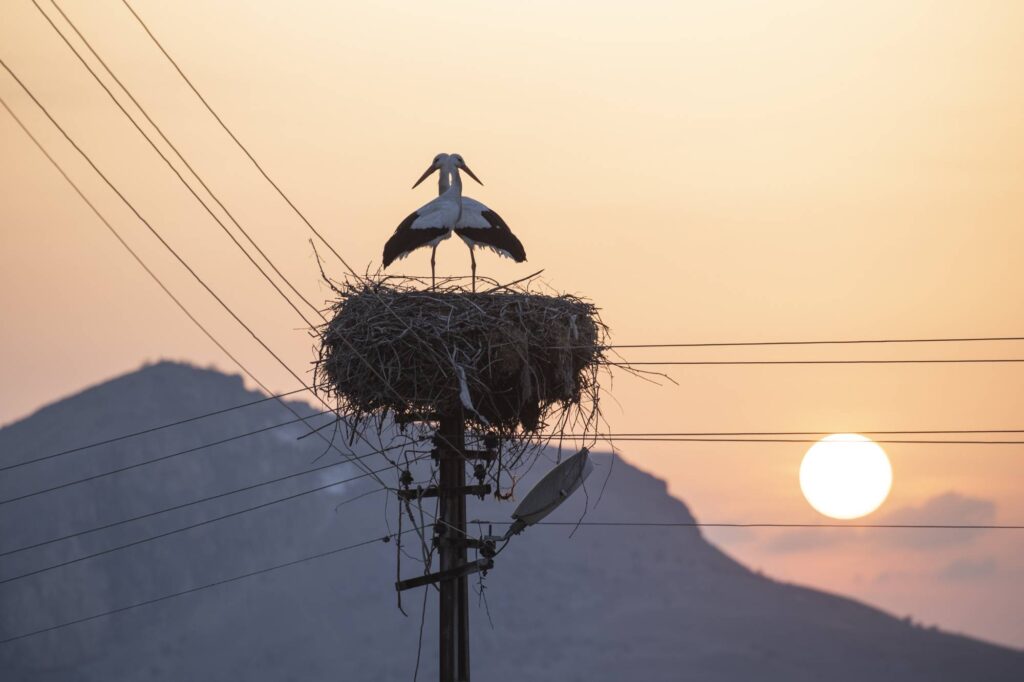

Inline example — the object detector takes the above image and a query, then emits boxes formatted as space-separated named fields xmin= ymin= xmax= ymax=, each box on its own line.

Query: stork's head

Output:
xmin=449 ymin=153 xmax=483 ymax=185
xmin=411 ymin=153 xmax=450 ymax=188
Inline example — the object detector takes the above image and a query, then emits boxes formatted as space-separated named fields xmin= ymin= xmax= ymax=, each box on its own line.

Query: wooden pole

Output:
xmin=436 ymin=407 xmax=468 ymax=682
xmin=395 ymin=409 xmax=493 ymax=679
xmin=456 ymin=432 xmax=471 ymax=682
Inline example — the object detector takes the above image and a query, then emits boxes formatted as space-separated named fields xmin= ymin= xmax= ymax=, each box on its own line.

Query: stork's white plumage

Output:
xmin=383 ymin=153 xmax=525 ymax=289
xmin=436 ymin=153 xmax=526 ymax=290
xmin=439 ymin=156 xmax=527 ymax=291
xmin=382 ymin=153 xmax=478 ymax=287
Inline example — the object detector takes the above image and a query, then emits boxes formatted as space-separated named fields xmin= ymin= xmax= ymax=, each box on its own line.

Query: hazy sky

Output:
xmin=2 ymin=1 xmax=1022 ymax=648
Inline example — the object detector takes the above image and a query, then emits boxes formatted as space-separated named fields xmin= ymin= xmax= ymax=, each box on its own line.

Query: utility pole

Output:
xmin=396 ymin=406 xmax=494 ymax=682
xmin=438 ymin=407 xmax=466 ymax=681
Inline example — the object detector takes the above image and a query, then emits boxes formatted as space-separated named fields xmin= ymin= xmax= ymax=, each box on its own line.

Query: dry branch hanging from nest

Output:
xmin=316 ymin=275 xmax=606 ymax=442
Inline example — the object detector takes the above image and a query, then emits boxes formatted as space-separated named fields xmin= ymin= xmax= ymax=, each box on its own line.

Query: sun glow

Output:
xmin=799 ymin=434 xmax=893 ymax=520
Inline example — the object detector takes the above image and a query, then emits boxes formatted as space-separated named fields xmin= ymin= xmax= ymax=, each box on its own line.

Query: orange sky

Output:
xmin=2 ymin=0 xmax=1023 ymax=648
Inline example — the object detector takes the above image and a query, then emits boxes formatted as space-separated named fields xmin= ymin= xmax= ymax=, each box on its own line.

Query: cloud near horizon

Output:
xmin=937 ymin=557 xmax=998 ymax=582
xmin=880 ymin=492 xmax=997 ymax=549
xmin=761 ymin=491 xmax=997 ymax=554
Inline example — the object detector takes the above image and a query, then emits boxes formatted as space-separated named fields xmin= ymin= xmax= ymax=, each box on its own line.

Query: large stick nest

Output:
xmin=316 ymin=275 xmax=606 ymax=437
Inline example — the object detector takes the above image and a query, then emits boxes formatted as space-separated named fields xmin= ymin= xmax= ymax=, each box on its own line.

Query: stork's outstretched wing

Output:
xmin=455 ymin=207 xmax=526 ymax=262
xmin=382 ymin=210 xmax=451 ymax=267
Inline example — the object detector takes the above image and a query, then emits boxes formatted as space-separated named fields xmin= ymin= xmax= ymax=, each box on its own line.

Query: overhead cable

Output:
xmin=0 ymin=386 xmax=314 ymax=473
xmin=120 ymin=0 xmax=361 ymax=279
xmin=0 ymin=460 xmax=420 ymax=587
xmin=0 ymin=528 xmax=413 ymax=646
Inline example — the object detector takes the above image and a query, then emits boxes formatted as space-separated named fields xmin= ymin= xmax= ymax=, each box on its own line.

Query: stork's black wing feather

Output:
xmin=382 ymin=211 xmax=449 ymax=267
xmin=455 ymin=210 xmax=527 ymax=262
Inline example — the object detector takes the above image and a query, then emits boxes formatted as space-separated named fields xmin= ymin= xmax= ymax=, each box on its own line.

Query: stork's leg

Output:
xmin=470 ymin=246 xmax=477 ymax=292
xmin=430 ymin=244 xmax=437 ymax=290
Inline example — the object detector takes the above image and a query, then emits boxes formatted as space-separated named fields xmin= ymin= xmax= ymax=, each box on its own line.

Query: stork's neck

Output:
xmin=438 ymin=170 xmax=450 ymax=195
xmin=445 ymin=165 xmax=463 ymax=199
xmin=442 ymin=163 xmax=464 ymax=222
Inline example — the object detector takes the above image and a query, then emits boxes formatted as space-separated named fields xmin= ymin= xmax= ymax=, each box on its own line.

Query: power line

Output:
xmin=117 ymin=0 xmax=456 ymax=381
xmin=577 ymin=429 xmax=1024 ymax=436
xmin=0 ymin=78 xmax=390 ymax=518
xmin=49 ymin=0 xmax=324 ymax=321
xmin=3 ymin=514 xmax=1020 ymax=647
xmin=0 ymin=528 xmax=414 ymax=646
xmin=1 ymin=460 xmax=329 ymax=557
xmin=609 ymin=359 xmax=1024 ymax=366
xmin=10 ymin=370 xmax=1024 ymax=476
xmin=483 ymin=521 xmax=1024 ymax=530
xmin=20 ymin=416 xmax=1021 ymax=556
xmin=119 ymin=0 xmax=361 ymax=280
xmin=0 ymin=54 xmax=305 ymax=403
xmin=7 ymin=360 xmax=1024 ymax=480
xmin=0 ymin=56 xmax=386 ymax=487
xmin=2 ymin=515 xmax=1018 ymax=647
xmin=0 ymin=458 xmax=420 ymax=587
xmin=0 ymin=442 xmax=408 ymax=558
xmin=0 ymin=92 xmax=371 ymax=489
xmin=36 ymin=0 xmax=421 ymax=426
xmin=33 ymin=0 xmax=318 ymax=329
xmin=586 ymin=437 xmax=1024 ymax=445
xmin=0 ymin=386 xmax=314 ymax=473
xmin=607 ymin=335 xmax=1024 ymax=349
xmin=0 ymin=410 xmax=334 ymax=506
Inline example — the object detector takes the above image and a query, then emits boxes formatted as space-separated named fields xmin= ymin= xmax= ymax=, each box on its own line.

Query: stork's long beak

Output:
xmin=456 ymin=161 xmax=483 ymax=186
xmin=412 ymin=163 xmax=439 ymax=189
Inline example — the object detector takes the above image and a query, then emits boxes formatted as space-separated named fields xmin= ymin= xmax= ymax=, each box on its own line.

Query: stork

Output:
xmin=441 ymin=154 xmax=527 ymax=291
xmin=382 ymin=153 xmax=479 ymax=288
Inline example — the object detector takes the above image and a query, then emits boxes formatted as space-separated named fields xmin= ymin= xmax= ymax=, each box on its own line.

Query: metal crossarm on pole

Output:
xmin=396 ymin=485 xmax=491 ymax=501
xmin=394 ymin=558 xmax=493 ymax=592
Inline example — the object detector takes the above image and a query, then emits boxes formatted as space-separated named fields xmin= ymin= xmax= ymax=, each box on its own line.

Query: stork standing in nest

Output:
xmin=382 ymin=153 xmax=472 ymax=288
xmin=383 ymin=153 xmax=526 ymax=290
xmin=445 ymin=154 xmax=527 ymax=291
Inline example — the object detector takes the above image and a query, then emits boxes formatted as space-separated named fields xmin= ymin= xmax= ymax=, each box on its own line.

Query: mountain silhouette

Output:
xmin=1 ymin=361 xmax=1020 ymax=680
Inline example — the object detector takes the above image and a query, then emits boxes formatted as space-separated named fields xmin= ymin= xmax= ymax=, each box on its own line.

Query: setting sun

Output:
xmin=799 ymin=434 xmax=893 ymax=520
